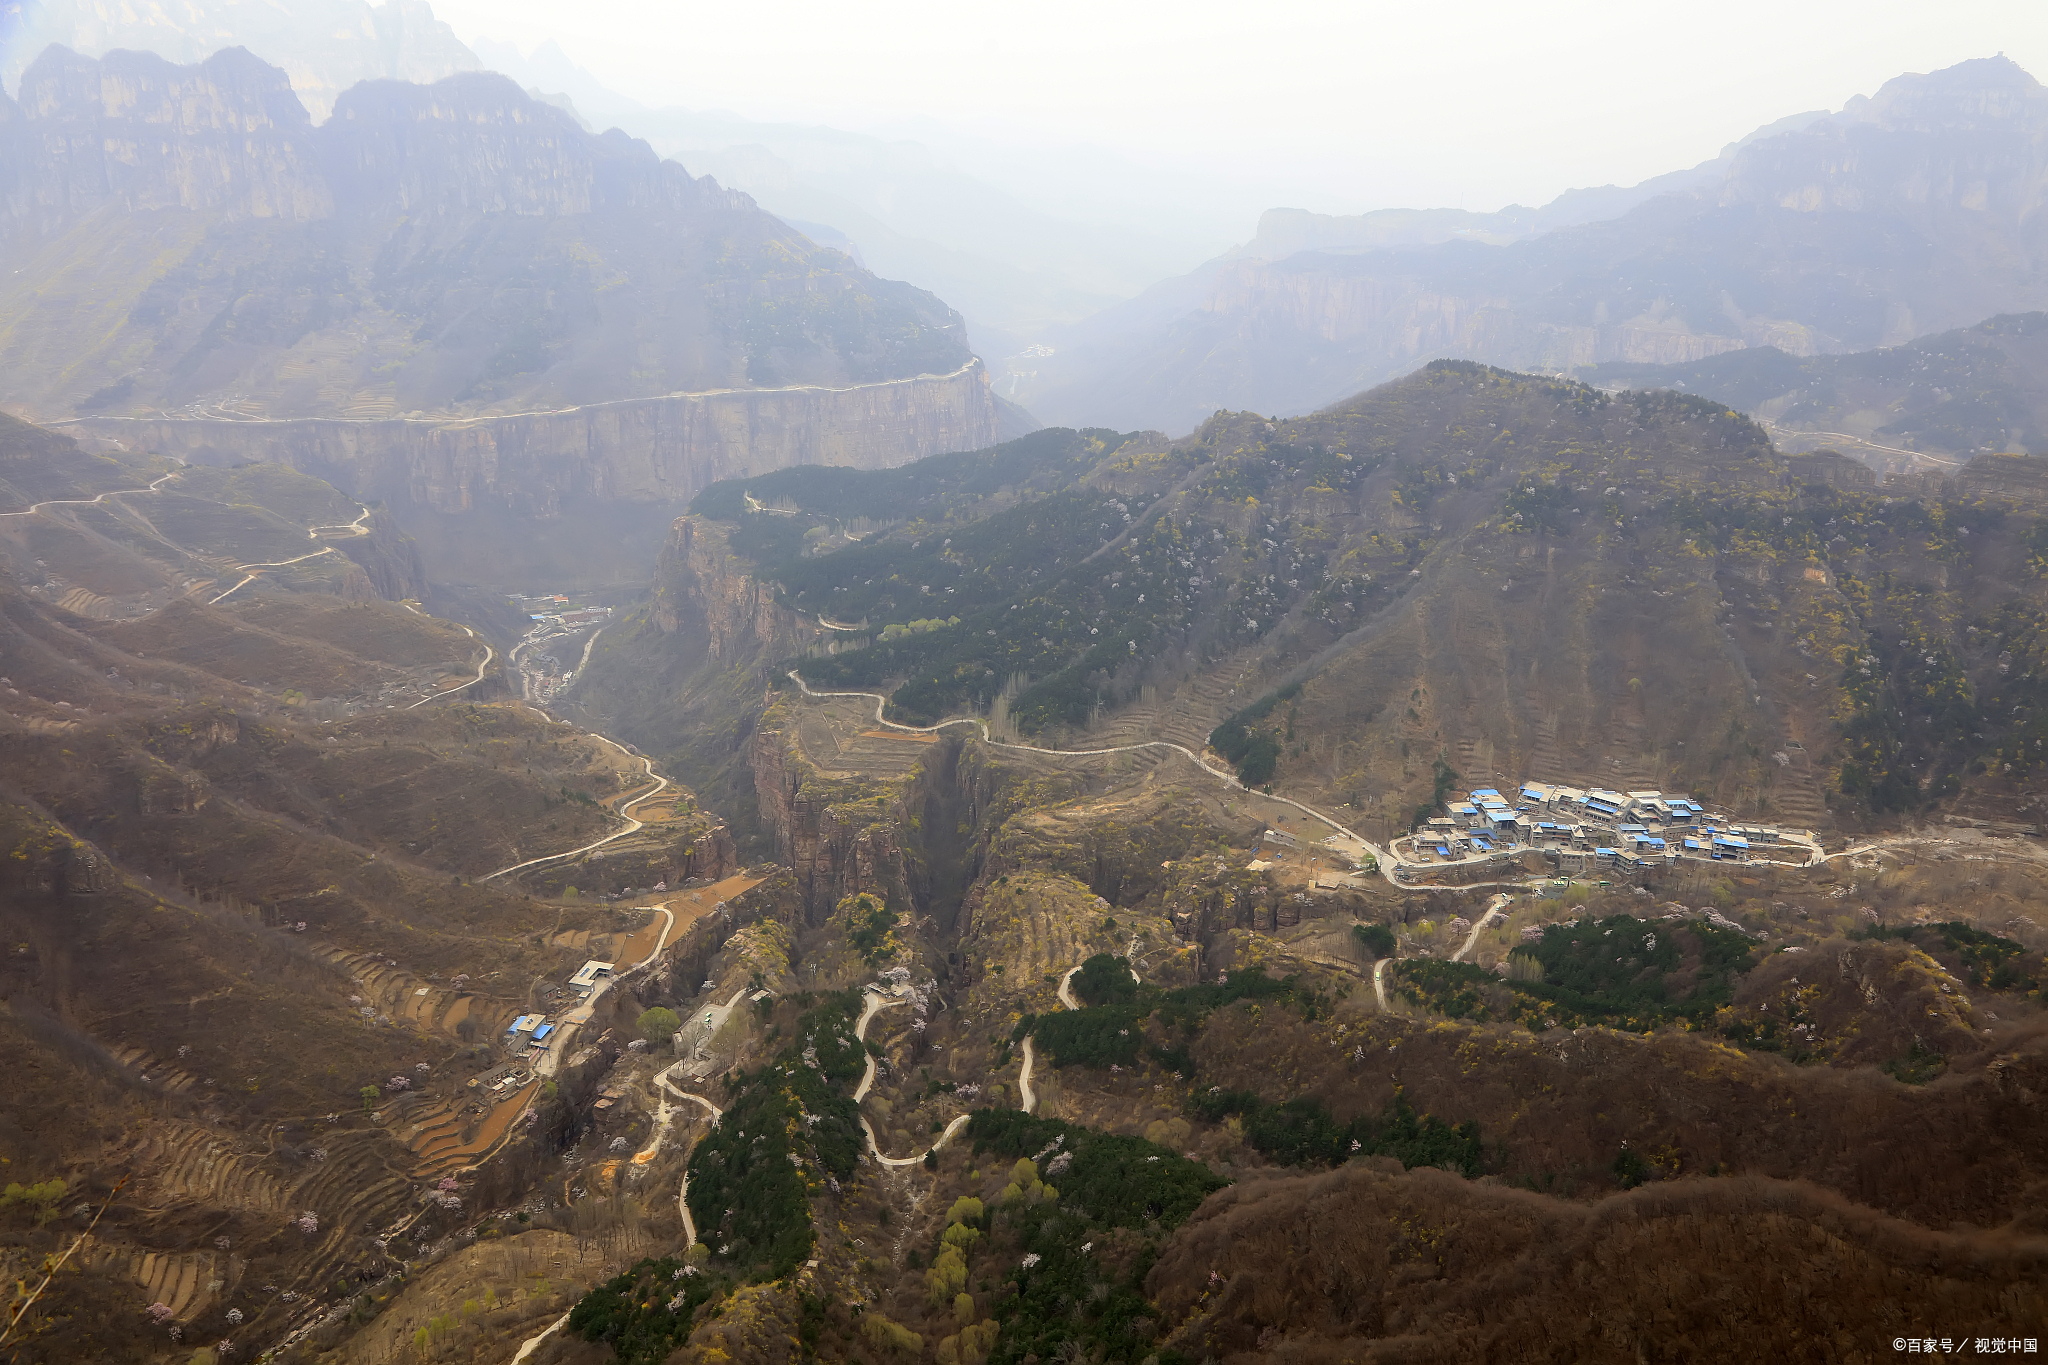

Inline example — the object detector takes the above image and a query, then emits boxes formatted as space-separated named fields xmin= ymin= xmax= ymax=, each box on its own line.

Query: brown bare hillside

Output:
xmin=1149 ymin=1166 xmax=2048 ymax=1362
xmin=1183 ymin=1005 xmax=2048 ymax=1230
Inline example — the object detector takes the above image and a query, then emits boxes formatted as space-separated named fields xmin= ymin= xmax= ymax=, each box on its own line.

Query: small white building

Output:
xmin=568 ymin=960 xmax=615 ymax=998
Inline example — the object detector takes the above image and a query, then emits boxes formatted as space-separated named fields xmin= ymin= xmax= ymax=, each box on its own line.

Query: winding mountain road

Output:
xmin=787 ymin=669 xmax=1859 ymax=889
xmin=1755 ymin=416 xmax=1961 ymax=471
xmin=407 ymin=625 xmax=495 ymax=708
xmin=1055 ymin=965 xmax=1084 ymax=1010
xmin=654 ymin=1083 xmax=724 ymax=1246
xmin=208 ymin=502 xmax=374 ymax=604
xmin=0 ymin=466 xmax=378 ymax=610
xmin=65 ymin=359 xmax=988 ymax=430
xmin=0 ymin=467 xmax=183 ymax=519
xmin=853 ymin=989 xmax=906 ymax=1103
xmin=786 ymin=670 xmax=1402 ymax=883
xmin=853 ymin=984 xmax=972 ymax=1165
xmin=481 ymin=743 xmax=669 ymax=881
xmin=1021 ymin=958 xmax=1144 ymax=1115
xmin=1018 ymin=1037 xmax=1039 ymax=1115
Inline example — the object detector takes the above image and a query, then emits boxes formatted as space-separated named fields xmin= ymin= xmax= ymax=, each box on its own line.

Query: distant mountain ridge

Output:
xmin=1582 ymin=311 xmax=2048 ymax=473
xmin=5 ymin=0 xmax=1235 ymax=353
xmin=1018 ymin=57 xmax=2048 ymax=435
xmin=1235 ymin=110 xmax=1833 ymax=259
xmin=0 ymin=44 xmax=978 ymax=422
xmin=2 ymin=0 xmax=479 ymax=119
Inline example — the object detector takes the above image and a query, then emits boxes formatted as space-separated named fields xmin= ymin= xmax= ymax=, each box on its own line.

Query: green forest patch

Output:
xmin=962 ymin=1110 xmax=1225 ymax=1364
xmin=677 ymin=994 xmax=867 ymax=1282
xmin=1391 ymin=914 xmax=1757 ymax=1034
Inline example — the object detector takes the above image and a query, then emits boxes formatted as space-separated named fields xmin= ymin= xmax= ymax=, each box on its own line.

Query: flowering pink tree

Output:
xmin=145 ymin=1303 xmax=173 ymax=1325
xmin=385 ymin=1075 xmax=410 ymax=1092
xmin=296 ymin=1211 xmax=319 ymax=1235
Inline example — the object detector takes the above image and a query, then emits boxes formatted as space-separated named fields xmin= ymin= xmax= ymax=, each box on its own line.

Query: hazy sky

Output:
xmin=432 ymin=0 xmax=2048 ymax=215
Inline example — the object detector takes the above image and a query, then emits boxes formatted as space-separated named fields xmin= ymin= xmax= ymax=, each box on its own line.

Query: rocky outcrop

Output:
xmin=632 ymin=868 xmax=800 ymax=1011
xmin=750 ymin=709 xmax=913 ymax=922
xmin=564 ymin=516 xmax=820 ymax=823
xmin=1949 ymin=452 xmax=2048 ymax=507
xmin=515 ymin=822 xmax=738 ymax=900
xmin=333 ymin=507 xmax=428 ymax=600
xmin=649 ymin=518 xmax=815 ymax=661
xmin=5 ymin=45 xmax=330 ymax=230
xmin=136 ymin=759 xmax=212 ymax=816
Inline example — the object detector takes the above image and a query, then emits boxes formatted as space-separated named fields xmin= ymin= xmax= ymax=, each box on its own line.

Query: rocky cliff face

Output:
xmin=1023 ymin=56 xmax=2048 ymax=434
xmin=0 ymin=46 xmax=980 ymax=437
xmin=631 ymin=869 xmax=801 ymax=1012
xmin=66 ymin=362 xmax=998 ymax=516
xmin=2 ymin=0 xmax=480 ymax=122
xmin=6 ymin=45 xmax=330 ymax=227
xmin=749 ymin=710 xmax=913 ymax=922
xmin=515 ymin=822 xmax=739 ymax=900
xmin=334 ymin=507 xmax=428 ymax=600
xmin=648 ymin=518 xmax=815 ymax=661
xmin=565 ymin=516 xmax=822 ymax=831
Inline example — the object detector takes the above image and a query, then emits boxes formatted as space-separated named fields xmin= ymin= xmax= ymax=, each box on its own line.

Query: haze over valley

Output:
xmin=2 ymin=3 xmax=2048 ymax=1362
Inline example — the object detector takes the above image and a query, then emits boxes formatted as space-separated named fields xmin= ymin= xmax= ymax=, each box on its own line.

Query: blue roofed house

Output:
xmin=1584 ymin=790 xmax=1624 ymax=821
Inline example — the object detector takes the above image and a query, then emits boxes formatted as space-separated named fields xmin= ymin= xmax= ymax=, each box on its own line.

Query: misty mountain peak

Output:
xmin=1718 ymin=54 xmax=2048 ymax=218
xmin=19 ymin=42 xmax=311 ymax=133
xmin=11 ymin=43 xmax=329 ymax=224
xmin=1846 ymin=53 xmax=2048 ymax=132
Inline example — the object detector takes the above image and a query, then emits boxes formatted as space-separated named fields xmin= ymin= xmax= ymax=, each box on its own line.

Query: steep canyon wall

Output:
xmin=63 ymin=361 xmax=999 ymax=516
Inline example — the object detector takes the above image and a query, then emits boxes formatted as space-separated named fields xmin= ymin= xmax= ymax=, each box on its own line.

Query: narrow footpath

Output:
xmin=1451 ymin=894 xmax=1511 ymax=964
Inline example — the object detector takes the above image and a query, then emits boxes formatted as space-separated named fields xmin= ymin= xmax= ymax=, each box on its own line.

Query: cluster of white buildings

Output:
xmin=516 ymin=593 xmax=612 ymax=629
xmin=1419 ymin=783 xmax=1786 ymax=872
